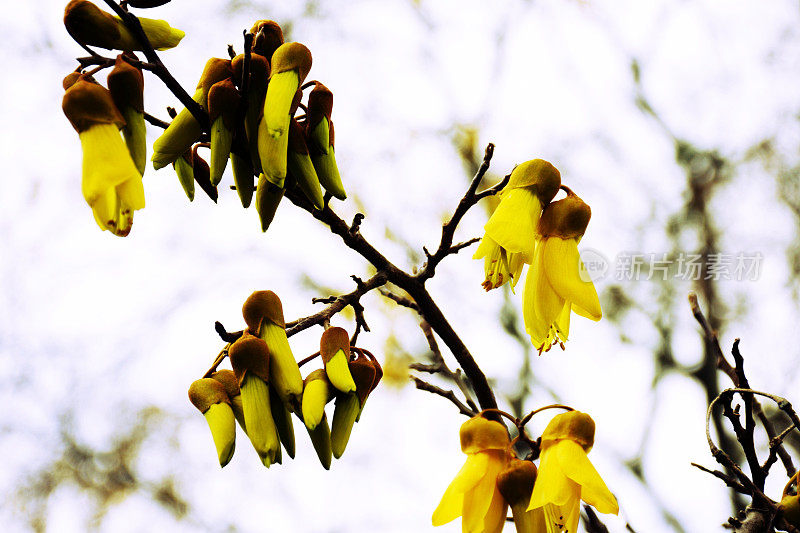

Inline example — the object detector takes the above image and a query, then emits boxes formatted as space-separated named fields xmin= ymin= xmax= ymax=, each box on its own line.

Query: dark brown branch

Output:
xmin=144 ymin=112 xmax=170 ymax=129
xmin=412 ymin=376 xmax=476 ymax=417
xmin=691 ymin=463 xmax=748 ymax=494
xmin=285 ymin=273 xmax=387 ymax=337
xmin=379 ymin=289 xmax=419 ymax=312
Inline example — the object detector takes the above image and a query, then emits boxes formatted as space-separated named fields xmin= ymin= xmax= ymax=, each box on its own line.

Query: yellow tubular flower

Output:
xmin=527 ymin=411 xmax=618 ymax=533
xmin=307 ymin=82 xmax=346 ymax=200
xmin=269 ymin=385 xmax=296 ymax=459
xmin=522 ymin=194 xmax=601 ymax=353
xmin=210 ymin=369 xmax=246 ymax=432
xmin=330 ymin=392 xmax=360 ymax=459
xmin=287 ymin=119 xmax=324 ymax=209
xmin=258 ymin=42 xmax=312 ymax=187
xmin=320 ymin=327 xmax=356 ymax=394
xmin=188 ymin=378 xmax=236 ymax=467
xmin=64 ymin=0 xmax=184 ymax=52
xmin=474 ymin=159 xmax=561 ymax=291
xmin=232 ymin=53 xmax=270 ymax=173
xmin=432 ymin=416 xmax=510 ymax=533
xmin=254 ymin=173 xmax=285 ymax=231
xmin=242 ymin=291 xmax=303 ymax=409
xmin=107 ymin=55 xmax=146 ymax=175
xmin=228 ymin=333 xmax=280 ymax=467
xmin=63 ymin=78 xmax=144 ymax=237
xmin=207 ymin=78 xmax=240 ymax=186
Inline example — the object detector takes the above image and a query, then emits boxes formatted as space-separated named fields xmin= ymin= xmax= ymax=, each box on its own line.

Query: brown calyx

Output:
xmin=232 ymin=53 xmax=270 ymax=92
xmin=270 ymin=42 xmax=312 ymax=82
xmin=228 ymin=333 xmax=271 ymax=386
xmin=210 ymin=369 xmax=240 ymax=399
xmin=537 ymin=195 xmax=591 ymax=239
xmin=62 ymin=78 xmax=126 ymax=133
xmin=107 ymin=55 xmax=144 ymax=113
xmin=196 ymin=58 xmax=233 ymax=97
xmin=64 ymin=0 xmax=121 ymax=49
xmin=242 ymin=290 xmax=285 ymax=331
xmin=307 ymin=82 xmax=333 ymax=127
xmin=349 ymin=355 xmax=377 ymax=407
xmin=540 ymin=410 xmax=595 ymax=452
xmin=188 ymin=377 xmax=229 ymax=413
xmin=288 ymin=118 xmax=310 ymax=155
xmin=497 ymin=458 xmax=538 ymax=506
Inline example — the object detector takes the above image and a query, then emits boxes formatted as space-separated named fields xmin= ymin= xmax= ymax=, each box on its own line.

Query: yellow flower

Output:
xmin=62 ymin=77 xmax=145 ymax=236
xmin=527 ymin=411 xmax=618 ymax=533
xmin=474 ymin=159 xmax=560 ymax=291
xmin=522 ymin=193 xmax=601 ymax=353
xmin=433 ymin=416 xmax=510 ymax=533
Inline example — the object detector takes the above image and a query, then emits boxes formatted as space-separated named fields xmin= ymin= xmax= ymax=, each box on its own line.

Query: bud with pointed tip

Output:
xmin=151 ymin=58 xmax=232 ymax=170
xmin=306 ymin=82 xmax=346 ymax=200
xmin=228 ymin=333 xmax=280 ymax=467
xmin=172 ymin=151 xmax=195 ymax=201
xmin=307 ymin=414 xmax=333 ymax=470
xmin=107 ymin=55 xmax=146 ymax=174
xmin=62 ymin=77 xmax=144 ymax=236
xmin=254 ymin=173 xmax=285 ymax=231
xmin=232 ymin=53 xmax=270 ymax=173
xmin=330 ymin=392 xmax=360 ymax=459
xmin=242 ymin=291 xmax=303 ymax=409
xmin=269 ymin=385 xmax=296 ymax=459
xmin=64 ymin=0 xmax=184 ymax=52
xmin=288 ymin=118 xmax=323 ymax=209
xmin=302 ymin=369 xmax=332 ymax=430
xmin=207 ymin=78 xmax=240 ymax=185
xmin=354 ymin=349 xmax=382 ymax=422
xmin=320 ymin=327 xmax=356 ymax=394
xmin=210 ymin=369 xmax=246 ymax=431
xmin=231 ymin=152 xmax=256 ymax=208
xmin=188 ymin=378 xmax=236 ymax=467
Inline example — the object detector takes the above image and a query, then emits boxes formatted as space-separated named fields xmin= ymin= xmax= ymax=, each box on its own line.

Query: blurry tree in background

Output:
xmin=4 ymin=0 xmax=800 ymax=532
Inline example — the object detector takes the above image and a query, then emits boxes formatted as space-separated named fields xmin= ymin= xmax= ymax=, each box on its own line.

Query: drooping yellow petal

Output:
xmin=432 ymin=452 xmax=490 ymax=526
xmin=554 ymin=440 xmax=619 ymax=515
xmin=482 ymin=477 xmax=509 ymax=533
xmin=528 ymin=446 xmax=575 ymax=510
xmin=203 ymin=402 xmax=236 ymax=467
xmin=325 ymin=349 xmax=357 ymax=394
xmin=263 ymin=70 xmax=299 ymax=138
xmin=259 ymin=322 xmax=303 ymax=406
xmin=543 ymin=499 xmax=580 ymax=533
xmin=462 ymin=451 xmax=504 ymax=532
xmin=554 ymin=300 xmax=571 ymax=343
xmin=257 ymin=116 xmax=289 ymax=187
xmin=239 ymin=374 xmax=280 ymax=467
xmin=484 ymin=188 xmax=541 ymax=262
xmin=542 ymin=237 xmax=602 ymax=321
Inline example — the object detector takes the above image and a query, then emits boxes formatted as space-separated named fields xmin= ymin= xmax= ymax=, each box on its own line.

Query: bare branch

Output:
xmin=411 ymin=377 xmax=476 ymax=417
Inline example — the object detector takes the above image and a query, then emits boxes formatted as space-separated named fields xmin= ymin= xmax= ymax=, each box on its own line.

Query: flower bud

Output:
xmin=231 ymin=152 xmax=256 ymax=208
xmin=497 ymin=459 xmax=543 ymax=533
xmin=210 ymin=369 xmax=246 ymax=431
xmin=506 ymin=159 xmax=561 ymax=205
xmin=307 ymin=415 xmax=333 ymax=470
xmin=540 ymin=410 xmax=595 ymax=452
xmin=288 ymin=118 xmax=323 ymax=209
xmin=460 ymin=416 xmax=509 ymax=454
xmin=538 ymin=195 xmax=592 ymax=240
xmin=250 ymin=20 xmax=284 ymax=59
xmin=302 ymin=369 xmax=332 ymax=430
xmin=306 ymin=82 xmax=346 ymax=200
xmin=320 ymin=327 xmax=356 ymax=394
xmin=62 ymin=77 xmax=125 ymax=134
xmin=107 ymin=55 xmax=146 ymax=174
xmin=64 ymin=0 xmax=184 ymax=52
xmin=330 ymin=392 xmax=360 ymax=459
xmin=207 ymin=78 xmax=240 ymax=186
xmin=232 ymin=53 xmax=270 ymax=174
xmin=188 ymin=378 xmax=236 ymax=467
xmin=254 ymin=173 xmax=285 ymax=231
xmin=269 ymin=384 xmax=296 ymax=459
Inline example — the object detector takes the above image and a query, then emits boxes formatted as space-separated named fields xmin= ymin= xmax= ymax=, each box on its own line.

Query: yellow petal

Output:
xmin=528 ymin=446 xmax=574 ymax=510
xmin=263 ymin=70 xmax=299 ymax=138
xmin=259 ymin=322 xmax=303 ymax=405
xmin=482 ymin=481 xmax=509 ymax=533
xmin=484 ymin=188 xmax=541 ymax=261
xmin=554 ymin=440 xmax=619 ymax=515
xmin=462 ymin=451 xmax=504 ymax=532
xmin=554 ymin=301 xmax=571 ymax=342
xmin=288 ymin=150 xmax=324 ymax=209
xmin=330 ymin=392 xmax=360 ymax=458
xmin=302 ymin=378 xmax=330 ymax=430
xmin=543 ymin=500 xmax=581 ymax=533
xmin=432 ymin=453 xmax=490 ymax=526
xmin=325 ymin=349 xmax=357 ymax=394
xmin=151 ymin=90 xmax=204 ymax=169
xmin=203 ymin=402 xmax=236 ymax=467
xmin=239 ymin=374 xmax=280 ymax=466
xmin=542 ymin=238 xmax=602 ymax=321
xmin=257 ymin=117 xmax=288 ymax=187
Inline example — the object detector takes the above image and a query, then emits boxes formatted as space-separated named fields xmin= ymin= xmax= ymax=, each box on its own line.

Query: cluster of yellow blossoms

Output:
xmin=62 ymin=2 xmax=345 ymax=235
xmin=433 ymin=411 xmax=618 ymax=533
xmin=188 ymin=291 xmax=381 ymax=468
xmin=474 ymin=160 xmax=602 ymax=353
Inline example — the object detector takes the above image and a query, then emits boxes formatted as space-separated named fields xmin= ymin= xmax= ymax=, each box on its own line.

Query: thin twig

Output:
xmin=691 ymin=463 xmax=749 ymax=494
xmin=411 ymin=377 xmax=476 ymax=417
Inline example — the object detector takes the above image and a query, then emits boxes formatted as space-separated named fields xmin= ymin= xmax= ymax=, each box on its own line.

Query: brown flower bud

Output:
xmin=250 ymin=20 xmax=284 ymax=59
xmin=208 ymin=78 xmax=240 ymax=129
xmin=537 ymin=194 xmax=591 ymax=239
xmin=320 ymin=327 xmax=350 ymax=365
xmin=497 ymin=458 xmax=538 ymax=507
xmin=62 ymin=71 xmax=84 ymax=90
xmin=228 ymin=333 xmax=271 ymax=386
xmin=307 ymin=82 xmax=333 ymax=130
xmin=242 ymin=290 xmax=285 ymax=331
xmin=196 ymin=58 xmax=233 ymax=99
xmin=107 ymin=55 xmax=144 ymax=113
xmin=188 ymin=378 xmax=229 ymax=414
xmin=232 ymin=53 xmax=270 ymax=91
xmin=349 ymin=355 xmax=377 ymax=407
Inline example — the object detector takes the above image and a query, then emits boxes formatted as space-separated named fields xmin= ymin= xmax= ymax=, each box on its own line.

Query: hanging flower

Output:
xmin=62 ymin=76 xmax=145 ymax=236
xmin=433 ymin=416 xmax=510 ymax=533
xmin=527 ymin=411 xmax=618 ymax=533
xmin=474 ymin=159 xmax=561 ymax=291
xmin=522 ymin=191 xmax=601 ymax=353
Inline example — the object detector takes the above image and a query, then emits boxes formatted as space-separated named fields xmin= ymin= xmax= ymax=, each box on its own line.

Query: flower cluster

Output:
xmin=474 ymin=160 xmax=602 ymax=353
xmin=188 ymin=291 xmax=381 ymax=468
xmin=63 ymin=6 xmax=345 ymax=236
xmin=433 ymin=410 xmax=617 ymax=533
